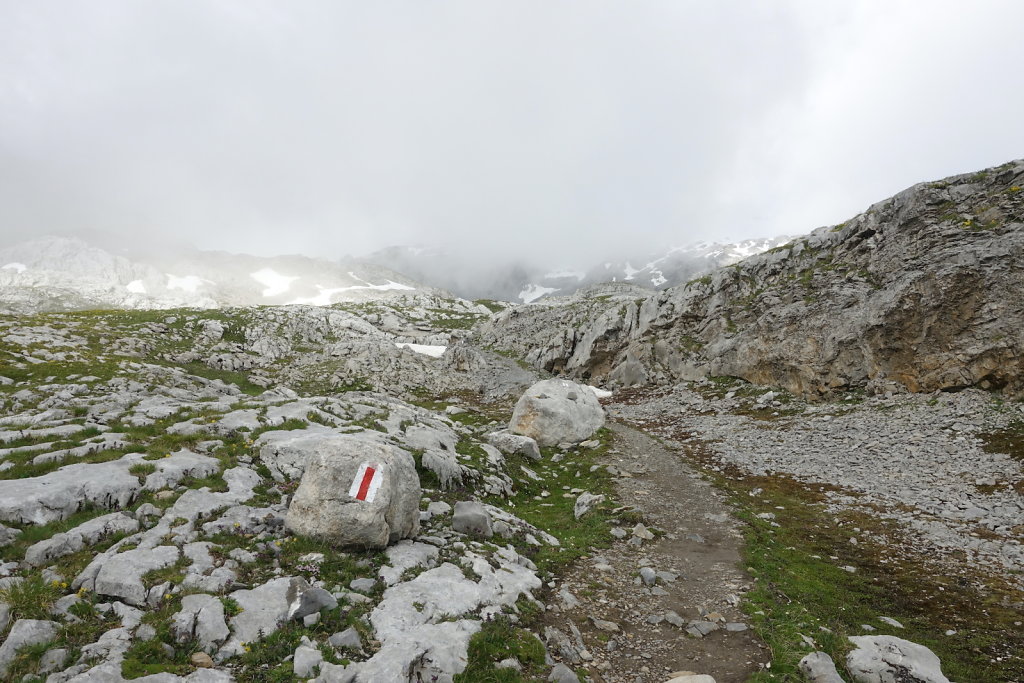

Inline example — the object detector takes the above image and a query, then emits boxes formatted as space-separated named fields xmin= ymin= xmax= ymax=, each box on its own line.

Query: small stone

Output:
xmin=798 ymin=651 xmax=844 ymax=683
xmin=190 ymin=651 xmax=214 ymax=668
xmin=293 ymin=644 xmax=324 ymax=678
xmin=590 ymin=617 xmax=620 ymax=633
xmin=496 ymin=657 xmax=523 ymax=670
xmin=878 ymin=616 xmax=904 ymax=629
xmin=348 ymin=578 xmax=376 ymax=594
xmin=639 ymin=567 xmax=657 ymax=586
xmin=685 ymin=621 xmax=719 ymax=638
xmin=664 ymin=611 xmax=684 ymax=627
xmin=548 ymin=662 xmax=580 ymax=682
xmin=725 ymin=622 xmax=748 ymax=632
xmin=328 ymin=627 xmax=362 ymax=651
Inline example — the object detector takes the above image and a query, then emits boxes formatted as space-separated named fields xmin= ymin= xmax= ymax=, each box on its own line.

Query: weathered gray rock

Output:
xmin=509 ymin=379 xmax=605 ymax=446
xmin=218 ymin=576 xmax=331 ymax=660
xmin=0 ymin=523 xmax=20 ymax=547
xmin=287 ymin=584 xmax=338 ymax=620
xmin=294 ymin=644 xmax=324 ymax=678
xmin=452 ymin=501 xmax=493 ymax=538
xmin=479 ymin=160 xmax=1024 ymax=398
xmin=25 ymin=512 xmax=139 ymax=567
xmin=285 ymin=433 xmax=420 ymax=549
xmin=846 ymin=635 xmax=951 ymax=683
xmin=0 ymin=619 xmax=58 ymax=676
xmin=549 ymin=662 xmax=580 ymax=682
xmin=38 ymin=647 xmax=68 ymax=674
xmin=799 ymin=651 xmax=844 ymax=683
xmin=573 ymin=493 xmax=605 ymax=519
xmin=78 ymin=545 xmax=180 ymax=606
xmin=328 ymin=628 xmax=362 ymax=651
xmin=486 ymin=431 xmax=542 ymax=461
xmin=378 ymin=540 xmax=440 ymax=586
xmin=420 ymin=448 xmax=465 ymax=489
xmin=171 ymin=594 xmax=230 ymax=653
xmin=0 ymin=451 xmax=218 ymax=525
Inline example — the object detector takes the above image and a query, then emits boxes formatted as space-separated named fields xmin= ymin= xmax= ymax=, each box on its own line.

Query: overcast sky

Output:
xmin=1 ymin=1 xmax=1022 ymax=267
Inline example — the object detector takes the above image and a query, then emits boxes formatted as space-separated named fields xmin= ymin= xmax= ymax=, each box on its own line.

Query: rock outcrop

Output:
xmin=480 ymin=160 xmax=1024 ymax=397
xmin=285 ymin=433 xmax=421 ymax=548
xmin=509 ymin=379 xmax=606 ymax=446
xmin=846 ymin=635 xmax=951 ymax=683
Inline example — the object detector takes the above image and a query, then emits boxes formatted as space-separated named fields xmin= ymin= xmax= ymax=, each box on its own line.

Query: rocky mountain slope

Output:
xmin=0 ymin=238 xmax=444 ymax=314
xmin=0 ymin=299 xmax=614 ymax=681
xmin=364 ymin=237 xmax=789 ymax=304
xmin=478 ymin=160 xmax=1024 ymax=397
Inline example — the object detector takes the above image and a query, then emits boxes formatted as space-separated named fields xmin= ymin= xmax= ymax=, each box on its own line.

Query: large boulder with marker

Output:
xmin=509 ymin=379 xmax=605 ymax=447
xmin=285 ymin=433 xmax=420 ymax=549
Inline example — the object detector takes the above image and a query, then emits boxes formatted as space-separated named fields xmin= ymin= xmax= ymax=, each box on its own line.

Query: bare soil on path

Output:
xmin=541 ymin=421 xmax=768 ymax=682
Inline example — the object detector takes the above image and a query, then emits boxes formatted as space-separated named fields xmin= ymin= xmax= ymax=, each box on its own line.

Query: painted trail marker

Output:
xmin=349 ymin=462 xmax=384 ymax=502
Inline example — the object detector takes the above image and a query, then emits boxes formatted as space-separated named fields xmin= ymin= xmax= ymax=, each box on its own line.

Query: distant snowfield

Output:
xmin=251 ymin=268 xmax=299 ymax=297
xmin=287 ymin=276 xmax=415 ymax=306
xmin=166 ymin=274 xmax=208 ymax=292
xmin=2 ymin=263 xmax=27 ymax=274
xmin=395 ymin=343 xmax=446 ymax=358
xmin=518 ymin=284 xmax=557 ymax=304
xmin=126 ymin=280 xmax=147 ymax=294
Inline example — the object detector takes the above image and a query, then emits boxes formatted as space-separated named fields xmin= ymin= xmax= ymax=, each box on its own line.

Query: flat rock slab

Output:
xmin=82 ymin=545 xmax=181 ymax=606
xmin=25 ymin=512 xmax=140 ymax=567
xmin=0 ymin=451 xmax=219 ymax=525
xmin=0 ymin=619 xmax=59 ymax=677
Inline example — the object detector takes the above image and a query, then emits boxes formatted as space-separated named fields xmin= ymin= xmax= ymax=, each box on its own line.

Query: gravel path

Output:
xmin=541 ymin=422 xmax=768 ymax=683
xmin=610 ymin=385 xmax=1024 ymax=587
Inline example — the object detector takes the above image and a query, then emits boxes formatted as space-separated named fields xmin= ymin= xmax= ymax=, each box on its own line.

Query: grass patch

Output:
xmin=978 ymin=419 xmax=1024 ymax=462
xmin=455 ymin=617 xmax=548 ymax=682
xmin=485 ymin=428 xmax=620 ymax=576
xmin=179 ymin=362 xmax=263 ymax=396
xmin=685 ymin=456 xmax=1024 ymax=682
xmin=0 ymin=574 xmax=63 ymax=620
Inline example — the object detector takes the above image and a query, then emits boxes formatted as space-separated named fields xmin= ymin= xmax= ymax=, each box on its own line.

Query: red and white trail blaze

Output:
xmin=349 ymin=462 xmax=384 ymax=502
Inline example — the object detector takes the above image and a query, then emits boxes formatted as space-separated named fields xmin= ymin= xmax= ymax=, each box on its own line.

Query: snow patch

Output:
xmin=518 ymin=284 xmax=557 ymax=304
xmin=287 ymin=277 xmax=415 ymax=305
xmin=1 ymin=263 xmax=27 ymax=274
xmin=587 ymin=385 xmax=613 ymax=399
xmin=250 ymin=268 xmax=299 ymax=297
xmin=126 ymin=280 xmax=147 ymax=294
xmin=650 ymin=271 xmax=667 ymax=287
xmin=622 ymin=262 xmax=638 ymax=281
xmin=395 ymin=343 xmax=447 ymax=358
xmin=166 ymin=274 xmax=209 ymax=293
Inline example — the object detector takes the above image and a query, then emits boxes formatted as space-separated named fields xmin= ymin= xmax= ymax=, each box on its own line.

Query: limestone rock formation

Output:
xmin=480 ymin=160 xmax=1024 ymax=397
xmin=285 ymin=433 xmax=421 ymax=548
xmin=846 ymin=635 xmax=951 ymax=683
xmin=509 ymin=379 xmax=606 ymax=446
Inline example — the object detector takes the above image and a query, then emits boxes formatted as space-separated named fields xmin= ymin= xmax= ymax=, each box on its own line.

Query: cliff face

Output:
xmin=478 ymin=160 xmax=1024 ymax=397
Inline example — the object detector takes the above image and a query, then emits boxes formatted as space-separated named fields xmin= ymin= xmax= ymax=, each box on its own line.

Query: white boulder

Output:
xmin=846 ymin=635 xmax=951 ymax=683
xmin=285 ymin=433 xmax=420 ymax=549
xmin=509 ymin=379 xmax=605 ymax=447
